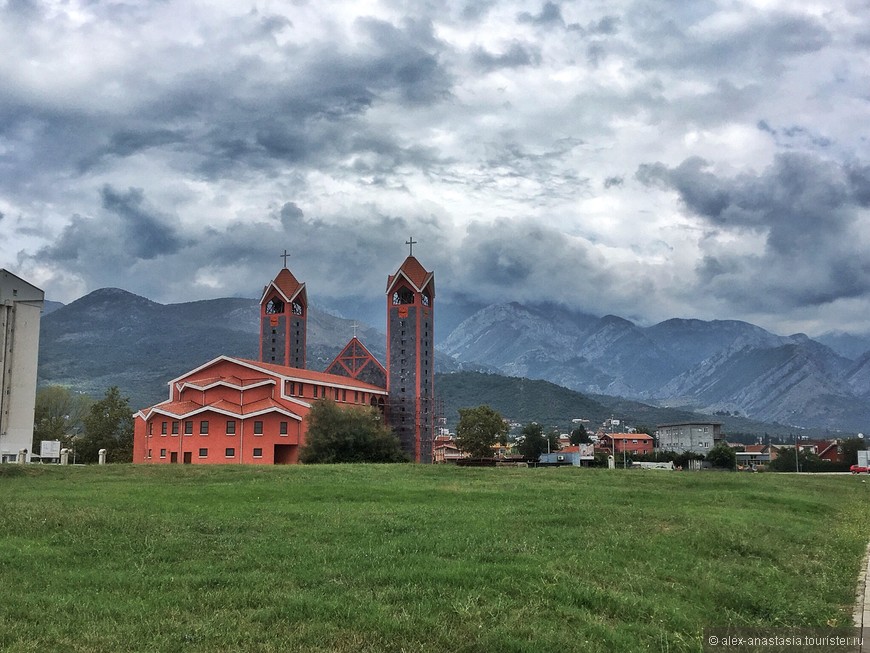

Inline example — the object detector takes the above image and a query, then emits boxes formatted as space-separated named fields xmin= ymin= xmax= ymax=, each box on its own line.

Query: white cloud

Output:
xmin=2 ymin=0 xmax=869 ymax=336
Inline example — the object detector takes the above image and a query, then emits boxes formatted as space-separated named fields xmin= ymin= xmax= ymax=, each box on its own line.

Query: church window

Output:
xmin=225 ymin=448 xmax=235 ymax=458
xmin=254 ymin=421 xmax=263 ymax=435
xmin=342 ymin=389 xmax=347 ymax=402
xmin=392 ymin=287 xmax=414 ymax=305
xmin=172 ymin=422 xmax=179 ymax=435
xmin=200 ymin=420 xmax=209 ymax=435
xmin=334 ymin=388 xmax=339 ymax=400
xmin=289 ymin=381 xmax=295 ymax=395
xmin=161 ymin=422 xmax=167 ymax=435
xmin=299 ymin=383 xmax=304 ymax=396
xmin=422 ymin=291 xmax=430 ymax=307
xmin=147 ymin=449 xmax=152 ymax=458
xmin=265 ymin=298 xmax=284 ymax=314
xmin=292 ymin=301 xmax=304 ymax=315
xmin=184 ymin=421 xmax=193 ymax=435
xmin=253 ymin=448 xmax=263 ymax=458
xmin=226 ymin=420 xmax=236 ymax=435
xmin=148 ymin=423 xmax=153 ymax=435
xmin=272 ymin=329 xmax=277 ymax=335
xmin=280 ymin=422 xmax=288 ymax=435
xmin=198 ymin=448 xmax=208 ymax=458
xmin=160 ymin=449 xmax=166 ymax=458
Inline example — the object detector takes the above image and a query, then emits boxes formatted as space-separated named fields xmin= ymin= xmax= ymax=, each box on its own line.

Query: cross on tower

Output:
xmin=405 ymin=236 xmax=417 ymax=256
xmin=280 ymin=249 xmax=290 ymax=268
xmin=352 ymin=321 xmax=359 ymax=338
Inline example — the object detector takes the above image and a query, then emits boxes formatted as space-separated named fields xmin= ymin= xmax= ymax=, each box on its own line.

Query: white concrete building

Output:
xmin=656 ymin=421 xmax=724 ymax=455
xmin=1 ymin=270 xmax=44 ymax=463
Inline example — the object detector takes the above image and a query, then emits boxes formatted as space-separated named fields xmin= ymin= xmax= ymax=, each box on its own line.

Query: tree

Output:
xmin=78 ymin=387 xmax=134 ymax=463
xmin=517 ymin=422 xmax=546 ymax=461
xmin=570 ymin=424 xmax=590 ymax=445
xmin=706 ymin=442 xmax=736 ymax=470
xmin=840 ymin=437 xmax=868 ymax=466
xmin=300 ymin=400 xmax=407 ymax=464
xmin=455 ymin=405 xmax=508 ymax=459
xmin=546 ymin=428 xmax=560 ymax=453
xmin=33 ymin=386 xmax=92 ymax=454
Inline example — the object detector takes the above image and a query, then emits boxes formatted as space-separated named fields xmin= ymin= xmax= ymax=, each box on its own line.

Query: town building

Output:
xmin=735 ymin=444 xmax=775 ymax=468
xmin=133 ymin=247 xmax=435 ymax=464
xmin=656 ymin=422 xmax=724 ymax=454
xmin=0 ymin=270 xmax=44 ymax=464
xmin=600 ymin=433 xmax=654 ymax=456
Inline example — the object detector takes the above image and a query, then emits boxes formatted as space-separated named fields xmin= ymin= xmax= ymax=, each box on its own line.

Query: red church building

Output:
xmin=133 ymin=247 xmax=435 ymax=464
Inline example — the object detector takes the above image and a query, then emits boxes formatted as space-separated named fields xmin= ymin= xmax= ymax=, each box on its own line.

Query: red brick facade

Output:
xmin=133 ymin=356 xmax=388 ymax=465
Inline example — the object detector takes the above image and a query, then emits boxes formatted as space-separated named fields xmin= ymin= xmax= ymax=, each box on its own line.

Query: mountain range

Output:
xmin=442 ymin=302 xmax=870 ymax=431
xmin=35 ymin=289 xmax=870 ymax=433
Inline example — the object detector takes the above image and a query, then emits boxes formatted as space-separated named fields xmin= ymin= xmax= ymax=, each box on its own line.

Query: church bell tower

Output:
xmin=260 ymin=252 xmax=307 ymax=368
xmin=386 ymin=238 xmax=434 ymax=463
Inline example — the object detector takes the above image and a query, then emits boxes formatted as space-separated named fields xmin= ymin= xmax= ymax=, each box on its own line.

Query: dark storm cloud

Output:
xmin=455 ymin=217 xmax=604 ymax=301
xmin=1 ymin=12 xmax=454 ymax=198
xmin=638 ymin=153 xmax=870 ymax=310
xmin=635 ymin=11 xmax=830 ymax=75
xmin=517 ymin=2 xmax=564 ymax=27
xmin=104 ymin=129 xmax=187 ymax=158
xmin=756 ymin=120 xmax=832 ymax=150
xmin=100 ymin=186 xmax=186 ymax=259
xmin=471 ymin=42 xmax=542 ymax=71
xmin=37 ymin=185 xmax=186 ymax=268
xmin=28 ymin=186 xmax=451 ymax=307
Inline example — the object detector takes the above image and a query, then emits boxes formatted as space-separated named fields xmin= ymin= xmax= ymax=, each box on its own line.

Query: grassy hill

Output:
xmin=1 ymin=464 xmax=868 ymax=652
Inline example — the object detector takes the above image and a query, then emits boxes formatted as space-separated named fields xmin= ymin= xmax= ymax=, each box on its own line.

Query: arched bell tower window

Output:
xmin=292 ymin=301 xmax=304 ymax=316
xmin=421 ymin=290 xmax=431 ymax=307
xmin=265 ymin=297 xmax=284 ymax=314
xmin=392 ymin=286 xmax=414 ymax=305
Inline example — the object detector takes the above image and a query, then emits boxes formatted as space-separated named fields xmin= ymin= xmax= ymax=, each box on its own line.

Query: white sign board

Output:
xmin=40 ymin=440 xmax=61 ymax=459
xmin=578 ymin=444 xmax=595 ymax=460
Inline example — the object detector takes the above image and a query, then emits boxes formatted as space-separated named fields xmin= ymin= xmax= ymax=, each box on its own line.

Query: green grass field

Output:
xmin=1 ymin=464 xmax=868 ymax=652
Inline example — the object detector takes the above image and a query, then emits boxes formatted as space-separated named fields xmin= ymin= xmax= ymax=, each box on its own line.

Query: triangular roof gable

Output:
xmin=236 ymin=358 xmax=389 ymax=394
xmin=386 ymin=256 xmax=434 ymax=296
xmin=260 ymin=268 xmax=306 ymax=305
xmin=324 ymin=337 xmax=387 ymax=380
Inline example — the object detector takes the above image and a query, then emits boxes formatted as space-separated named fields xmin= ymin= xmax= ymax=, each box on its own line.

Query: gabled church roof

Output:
xmin=386 ymin=256 xmax=434 ymax=295
xmin=324 ymin=337 xmax=387 ymax=384
xmin=261 ymin=267 xmax=306 ymax=304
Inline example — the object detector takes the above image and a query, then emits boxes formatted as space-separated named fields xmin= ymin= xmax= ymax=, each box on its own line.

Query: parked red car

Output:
xmin=850 ymin=464 xmax=869 ymax=474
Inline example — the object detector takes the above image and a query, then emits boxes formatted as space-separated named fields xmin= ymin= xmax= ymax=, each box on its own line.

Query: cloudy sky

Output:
xmin=3 ymin=0 xmax=870 ymax=336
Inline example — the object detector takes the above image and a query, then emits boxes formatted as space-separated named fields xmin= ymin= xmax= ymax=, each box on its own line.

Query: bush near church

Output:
xmin=300 ymin=399 xmax=407 ymax=464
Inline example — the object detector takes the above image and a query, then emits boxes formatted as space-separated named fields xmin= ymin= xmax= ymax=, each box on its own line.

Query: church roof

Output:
xmin=324 ymin=337 xmax=387 ymax=381
xmin=260 ymin=267 xmax=306 ymax=304
xmin=141 ymin=396 xmax=303 ymax=421
xmin=386 ymin=256 xmax=434 ymax=294
xmin=235 ymin=358 xmax=389 ymax=393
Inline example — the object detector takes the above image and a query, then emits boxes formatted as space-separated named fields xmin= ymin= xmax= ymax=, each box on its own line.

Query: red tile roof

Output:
xmin=144 ymin=396 xmax=304 ymax=421
xmin=386 ymin=256 xmax=433 ymax=293
xmin=261 ymin=267 xmax=306 ymax=303
xmin=234 ymin=358 xmax=388 ymax=393
xmin=604 ymin=433 xmax=654 ymax=441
